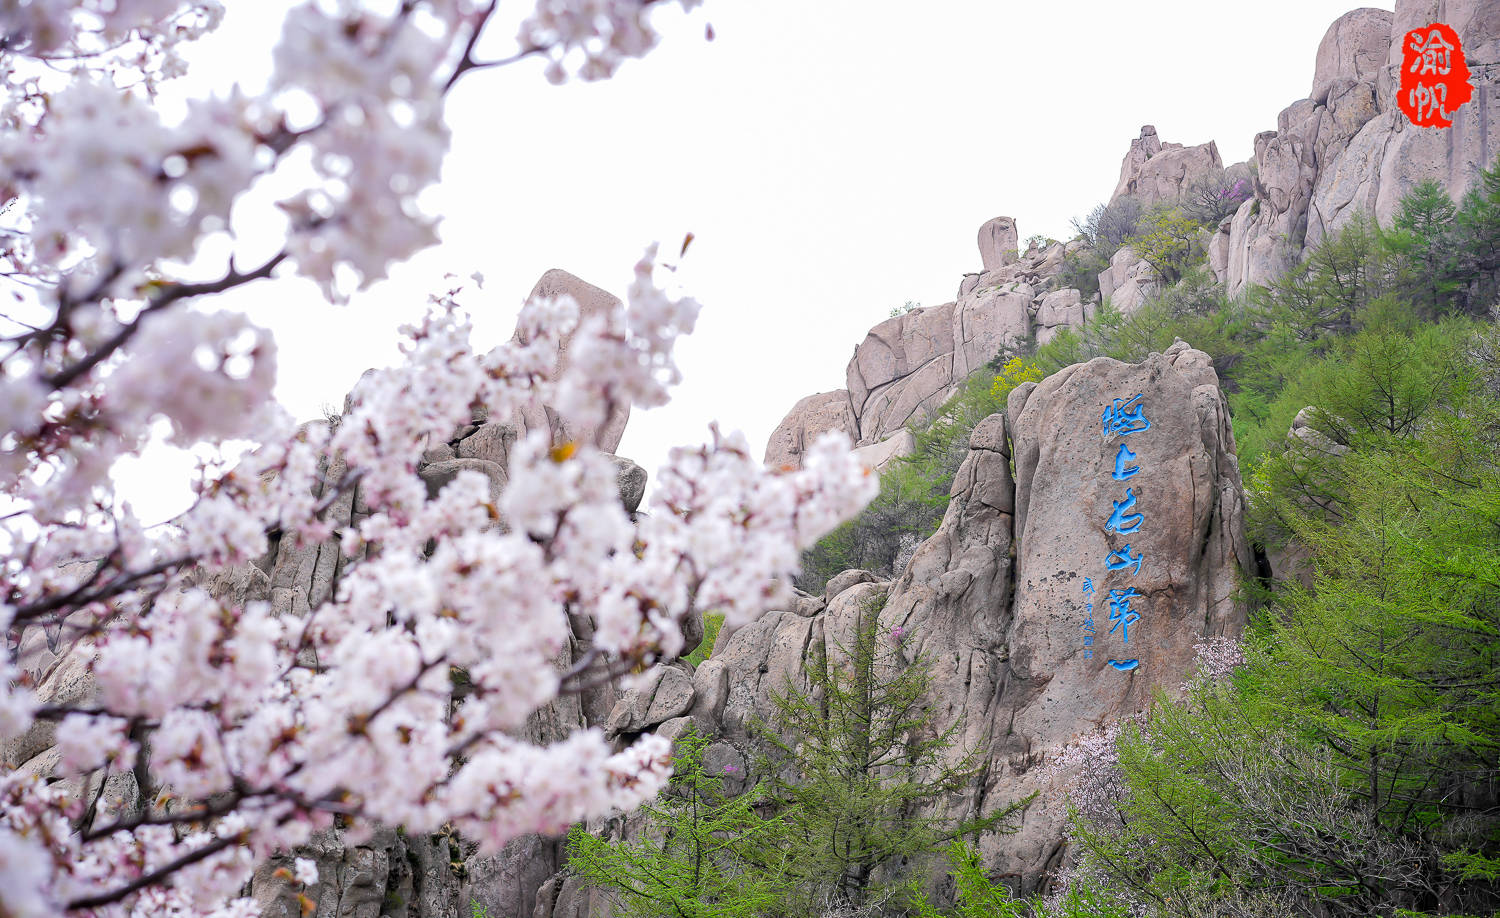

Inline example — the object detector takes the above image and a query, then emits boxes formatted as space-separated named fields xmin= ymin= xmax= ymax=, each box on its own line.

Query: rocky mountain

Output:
xmin=8 ymin=1 xmax=1498 ymax=915
xmin=663 ymin=341 xmax=1251 ymax=896
xmin=766 ymin=0 xmax=1500 ymax=475
xmin=762 ymin=234 xmax=1095 ymax=473
xmin=1219 ymin=2 xmax=1499 ymax=296
xmin=290 ymin=1 xmax=1500 ymax=908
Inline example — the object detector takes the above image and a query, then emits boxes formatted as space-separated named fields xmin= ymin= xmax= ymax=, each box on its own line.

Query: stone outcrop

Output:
xmin=764 ymin=227 xmax=1092 ymax=470
xmin=254 ymin=828 xmax=462 ymax=918
xmin=762 ymin=390 xmax=857 ymax=471
xmin=1222 ymin=1 xmax=1500 ymax=296
xmin=1098 ymin=246 xmax=1158 ymax=314
xmin=898 ymin=341 xmax=1248 ymax=889
xmin=978 ymin=216 xmax=1020 ymax=270
xmin=851 ymin=427 xmax=916 ymax=473
xmin=585 ymin=342 xmax=1254 ymax=911
xmin=516 ymin=269 xmax=631 ymax=453
xmin=1111 ymin=125 xmax=1225 ymax=207
xmin=1311 ymin=6 xmax=1393 ymax=105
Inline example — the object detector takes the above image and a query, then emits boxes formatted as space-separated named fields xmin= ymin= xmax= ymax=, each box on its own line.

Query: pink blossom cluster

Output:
xmin=519 ymin=0 xmax=706 ymax=84
xmin=1188 ymin=635 xmax=1246 ymax=685
xmin=0 ymin=1 xmax=882 ymax=915
xmin=1043 ymin=722 xmax=1132 ymax=832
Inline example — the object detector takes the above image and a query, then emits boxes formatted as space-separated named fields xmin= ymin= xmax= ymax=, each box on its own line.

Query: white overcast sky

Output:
xmin=116 ymin=0 xmax=1394 ymax=522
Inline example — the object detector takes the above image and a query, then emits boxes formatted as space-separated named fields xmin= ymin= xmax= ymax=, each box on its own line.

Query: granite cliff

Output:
xmin=7 ymin=1 xmax=1498 ymax=914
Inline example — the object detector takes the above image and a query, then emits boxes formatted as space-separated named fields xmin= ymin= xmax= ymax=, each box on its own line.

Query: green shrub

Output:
xmin=685 ymin=612 xmax=724 ymax=666
xmin=1125 ymin=205 xmax=1207 ymax=285
xmin=1060 ymin=243 xmax=1110 ymax=304
xmin=797 ymin=358 xmax=1040 ymax=593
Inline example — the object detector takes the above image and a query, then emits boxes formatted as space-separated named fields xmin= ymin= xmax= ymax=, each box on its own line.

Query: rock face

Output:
xmin=587 ymin=342 xmax=1254 ymax=914
xmin=898 ymin=341 xmax=1249 ymax=889
xmin=517 ymin=269 xmax=631 ymax=453
xmin=1111 ymin=125 xmax=1224 ymax=207
xmin=762 ymin=390 xmax=857 ymax=471
xmin=1311 ymin=7 xmax=1393 ymax=105
xmin=1097 ymin=246 xmax=1158 ymax=315
xmin=1223 ymin=0 xmax=1500 ymax=296
xmin=254 ymin=828 xmax=462 ymax=918
xmin=851 ymin=427 xmax=916 ymax=473
xmin=978 ymin=216 xmax=1020 ymax=270
xmin=9 ymin=269 xmax=653 ymax=918
xmin=764 ymin=226 xmax=1092 ymax=470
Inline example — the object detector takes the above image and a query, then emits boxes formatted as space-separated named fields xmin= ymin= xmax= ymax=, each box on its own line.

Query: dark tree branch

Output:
xmin=44 ymin=250 xmax=288 ymax=391
xmin=65 ymin=833 xmax=242 ymax=910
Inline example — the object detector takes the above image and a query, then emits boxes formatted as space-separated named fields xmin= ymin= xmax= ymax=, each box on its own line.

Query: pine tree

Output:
xmin=752 ymin=594 xmax=1026 ymax=916
xmin=1451 ymin=156 xmax=1500 ymax=313
xmin=567 ymin=729 xmax=785 ymax=918
xmin=1386 ymin=177 xmax=1459 ymax=318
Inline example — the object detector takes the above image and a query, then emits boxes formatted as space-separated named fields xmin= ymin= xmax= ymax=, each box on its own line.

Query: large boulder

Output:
xmin=1311 ymin=7 xmax=1393 ymax=105
xmin=1111 ymin=125 xmax=1224 ymax=207
xmin=880 ymin=341 xmax=1250 ymax=892
xmin=846 ymin=303 xmax=958 ymax=444
xmin=977 ymin=216 xmax=1019 ymax=270
xmin=951 ymin=282 xmax=1031 ymax=379
xmin=606 ymin=665 xmax=697 ymax=735
xmin=762 ymin=390 xmax=857 ymax=470
xmin=851 ymin=429 xmax=916 ymax=474
xmin=515 ymin=269 xmax=631 ymax=453
xmin=1033 ymin=287 xmax=1086 ymax=344
xmin=1098 ymin=246 xmax=1157 ymax=314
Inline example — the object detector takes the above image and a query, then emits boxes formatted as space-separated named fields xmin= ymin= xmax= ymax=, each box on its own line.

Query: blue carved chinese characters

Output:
xmin=1093 ymin=392 xmax=1153 ymax=673
xmin=1107 ymin=587 xmax=1140 ymax=641
xmin=1102 ymin=393 xmax=1151 ymax=439
xmin=1080 ymin=577 xmax=1095 ymax=659
xmin=1104 ymin=544 xmax=1143 ymax=576
xmin=1105 ymin=489 xmax=1144 ymax=534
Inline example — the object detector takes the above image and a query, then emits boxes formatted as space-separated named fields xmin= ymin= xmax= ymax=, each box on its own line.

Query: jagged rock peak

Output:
xmin=1111 ymin=124 xmax=1223 ymax=207
xmin=764 ymin=220 xmax=1093 ymax=472
xmin=1223 ymin=0 xmax=1500 ymax=297
xmin=516 ymin=269 xmax=630 ymax=454
xmin=978 ymin=216 xmax=1019 ymax=271
xmin=628 ymin=342 xmax=1256 ymax=905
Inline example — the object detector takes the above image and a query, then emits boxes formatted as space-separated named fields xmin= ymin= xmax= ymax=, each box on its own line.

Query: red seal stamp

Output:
xmin=1398 ymin=22 xmax=1473 ymax=128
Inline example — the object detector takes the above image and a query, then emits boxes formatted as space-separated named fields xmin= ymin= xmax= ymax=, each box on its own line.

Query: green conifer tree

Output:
xmin=751 ymin=595 xmax=1026 ymax=916
xmin=567 ymin=729 xmax=784 ymax=918
xmin=1385 ymin=178 xmax=1459 ymax=318
xmin=1451 ymin=156 xmax=1500 ymax=313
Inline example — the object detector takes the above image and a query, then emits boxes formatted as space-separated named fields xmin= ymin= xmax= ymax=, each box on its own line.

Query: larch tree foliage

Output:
xmin=1451 ymin=159 xmax=1500 ymax=313
xmin=1385 ymin=178 xmax=1460 ymax=319
xmin=566 ymin=728 xmax=784 ymax=918
xmin=0 ymin=3 xmax=878 ymax=915
xmin=1067 ymin=324 xmax=1500 ymax=918
xmin=752 ymin=597 xmax=1024 ymax=917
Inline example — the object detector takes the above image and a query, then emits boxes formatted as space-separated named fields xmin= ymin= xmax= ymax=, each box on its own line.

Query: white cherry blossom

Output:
xmin=0 ymin=1 xmax=881 ymax=915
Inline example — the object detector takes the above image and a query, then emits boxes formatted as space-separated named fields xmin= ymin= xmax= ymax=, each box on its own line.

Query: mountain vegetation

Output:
xmin=670 ymin=161 xmax=1500 ymax=917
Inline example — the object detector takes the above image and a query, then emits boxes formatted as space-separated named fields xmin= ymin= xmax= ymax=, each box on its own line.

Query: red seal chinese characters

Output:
xmin=1398 ymin=22 xmax=1474 ymax=128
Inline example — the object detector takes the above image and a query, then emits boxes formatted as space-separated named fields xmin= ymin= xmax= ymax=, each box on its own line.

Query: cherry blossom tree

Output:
xmin=0 ymin=2 xmax=878 ymax=914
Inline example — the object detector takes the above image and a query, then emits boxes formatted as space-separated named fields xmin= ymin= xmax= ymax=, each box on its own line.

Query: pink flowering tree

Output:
xmin=0 ymin=2 xmax=877 ymax=915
